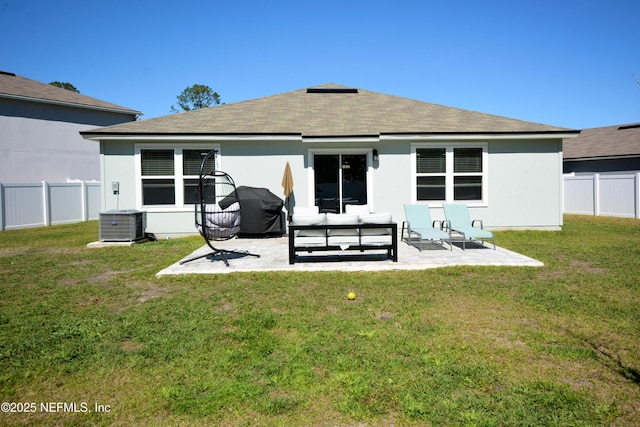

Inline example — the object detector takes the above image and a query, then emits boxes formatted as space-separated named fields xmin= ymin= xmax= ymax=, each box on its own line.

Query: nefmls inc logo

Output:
xmin=40 ymin=402 xmax=90 ymax=413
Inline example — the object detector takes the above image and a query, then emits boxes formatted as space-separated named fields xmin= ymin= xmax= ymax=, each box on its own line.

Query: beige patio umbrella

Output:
xmin=281 ymin=162 xmax=294 ymax=219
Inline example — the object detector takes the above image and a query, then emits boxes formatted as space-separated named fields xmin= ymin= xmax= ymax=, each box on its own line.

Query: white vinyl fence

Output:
xmin=564 ymin=173 xmax=640 ymax=218
xmin=0 ymin=181 xmax=101 ymax=231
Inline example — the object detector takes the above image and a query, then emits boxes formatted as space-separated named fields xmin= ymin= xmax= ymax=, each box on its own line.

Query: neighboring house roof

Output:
xmin=0 ymin=70 xmax=142 ymax=116
xmin=564 ymin=123 xmax=640 ymax=160
xmin=82 ymin=83 xmax=571 ymax=138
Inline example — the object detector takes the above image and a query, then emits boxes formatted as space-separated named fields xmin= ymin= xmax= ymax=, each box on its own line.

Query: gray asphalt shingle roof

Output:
xmin=83 ymin=83 xmax=570 ymax=137
xmin=0 ymin=71 xmax=141 ymax=115
xmin=563 ymin=123 xmax=640 ymax=159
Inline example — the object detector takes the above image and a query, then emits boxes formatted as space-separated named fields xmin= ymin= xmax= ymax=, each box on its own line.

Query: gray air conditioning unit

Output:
xmin=99 ymin=210 xmax=146 ymax=242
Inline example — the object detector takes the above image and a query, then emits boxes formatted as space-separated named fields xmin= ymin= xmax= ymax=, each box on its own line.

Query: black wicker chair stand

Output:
xmin=179 ymin=151 xmax=259 ymax=266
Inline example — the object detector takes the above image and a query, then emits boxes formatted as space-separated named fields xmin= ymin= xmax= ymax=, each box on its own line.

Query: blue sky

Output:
xmin=2 ymin=0 xmax=638 ymax=129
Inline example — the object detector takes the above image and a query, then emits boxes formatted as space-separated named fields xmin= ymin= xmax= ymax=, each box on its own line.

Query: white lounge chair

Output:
xmin=442 ymin=204 xmax=495 ymax=250
xmin=402 ymin=204 xmax=452 ymax=250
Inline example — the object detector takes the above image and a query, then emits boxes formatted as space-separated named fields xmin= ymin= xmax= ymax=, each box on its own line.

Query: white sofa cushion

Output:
xmin=326 ymin=213 xmax=359 ymax=236
xmin=293 ymin=206 xmax=319 ymax=215
xmin=292 ymin=213 xmax=325 ymax=225
xmin=360 ymin=235 xmax=393 ymax=246
xmin=294 ymin=236 xmax=327 ymax=247
xmin=359 ymin=213 xmax=392 ymax=224
xmin=292 ymin=213 xmax=326 ymax=237
xmin=345 ymin=204 xmax=370 ymax=215
xmin=328 ymin=235 xmax=360 ymax=249
xmin=360 ymin=213 xmax=393 ymax=236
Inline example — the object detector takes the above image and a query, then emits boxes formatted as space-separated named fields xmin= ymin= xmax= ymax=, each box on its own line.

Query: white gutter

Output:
xmin=302 ymin=136 xmax=380 ymax=144
xmin=381 ymin=132 xmax=580 ymax=141
xmin=81 ymin=134 xmax=303 ymax=142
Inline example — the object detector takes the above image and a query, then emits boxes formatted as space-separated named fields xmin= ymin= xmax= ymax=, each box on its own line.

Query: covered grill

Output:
xmin=235 ymin=186 xmax=285 ymax=237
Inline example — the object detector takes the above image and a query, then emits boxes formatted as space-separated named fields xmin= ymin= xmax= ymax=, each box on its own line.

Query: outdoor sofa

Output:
xmin=288 ymin=205 xmax=397 ymax=264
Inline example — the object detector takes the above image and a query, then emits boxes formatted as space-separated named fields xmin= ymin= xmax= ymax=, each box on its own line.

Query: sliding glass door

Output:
xmin=314 ymin=154 xmax=367 ymax=213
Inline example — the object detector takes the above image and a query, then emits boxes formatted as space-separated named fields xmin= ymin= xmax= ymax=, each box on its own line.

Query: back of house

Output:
xmin=82 ymin=83 xmax=578 ymax=238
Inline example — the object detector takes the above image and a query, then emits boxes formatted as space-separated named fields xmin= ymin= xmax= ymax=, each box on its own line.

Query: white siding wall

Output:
xmin=0 ymin=115 xmax=101 ymax=182
xmin=370 ymin=145 xmax=413 ymax=222
xmin=480 ymin=139 xmax=563 ymax=229
xmin=100 ymin=140 xmax=136 ymax=212
xmin=101 ymin=137 xmax=565 ymax=237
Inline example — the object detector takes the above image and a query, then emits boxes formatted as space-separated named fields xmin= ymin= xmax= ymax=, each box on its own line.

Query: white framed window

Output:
xmin=411 ymin=143 xmax=488 ymax=205
xmin=135 ymin=144 xmax=221 ymax=210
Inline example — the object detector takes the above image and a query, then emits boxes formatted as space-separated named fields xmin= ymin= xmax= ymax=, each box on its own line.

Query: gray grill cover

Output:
xmin=235 ymin=186 xmax=284 ymax=236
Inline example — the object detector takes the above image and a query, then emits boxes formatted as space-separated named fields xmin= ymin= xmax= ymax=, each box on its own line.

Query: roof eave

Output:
xmin=381 ymin=131 xmax=580 ymax=141
xmin=564 ymin=154 xmax=640 ymax=162
xmin=0 ymin=93 xmax=142 ymax=117
xmin=82 ymin=130 xmax=580 ymax=142
xmin=80 ymin=132 xmax=302 ymax=141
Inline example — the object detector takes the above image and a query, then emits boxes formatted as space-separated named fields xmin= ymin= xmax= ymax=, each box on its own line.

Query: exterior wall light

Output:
xmin=373 ymin=149 xmax=379 ymax=161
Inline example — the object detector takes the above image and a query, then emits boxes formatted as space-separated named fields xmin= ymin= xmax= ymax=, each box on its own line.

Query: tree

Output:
xmin=171 ymin=84 xmax=222 ymax=112
xmin=49 ymin=81 xmax=80 ymax=93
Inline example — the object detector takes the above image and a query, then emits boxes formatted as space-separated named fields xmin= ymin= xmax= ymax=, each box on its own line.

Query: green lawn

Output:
xmin=1 ymin=215 xmax=639 ymax=426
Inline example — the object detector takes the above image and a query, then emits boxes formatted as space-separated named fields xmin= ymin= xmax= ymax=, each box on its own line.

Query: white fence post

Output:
xmin=593 ymin=174 xmax=600 ymax=216
xmin=81 ymin=181 xmax=88 ymax=222
xmin=42 ymin=181 xmax=51 ymax=226
xmin=0 ymin=183 xmax=4 ymax=231
xmin=636 ymin=173 xmax=640 ymax=219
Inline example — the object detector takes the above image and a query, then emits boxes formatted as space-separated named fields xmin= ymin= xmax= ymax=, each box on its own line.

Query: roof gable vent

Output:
xmin=307 ymin=87 xmax=358 ymax=94
xmin=618 ymin=123 xmax=640 ymax=130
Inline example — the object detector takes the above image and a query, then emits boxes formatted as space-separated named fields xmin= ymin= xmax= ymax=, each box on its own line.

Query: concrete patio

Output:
xmin=157 ymin=234 xmax=543 ymax=276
